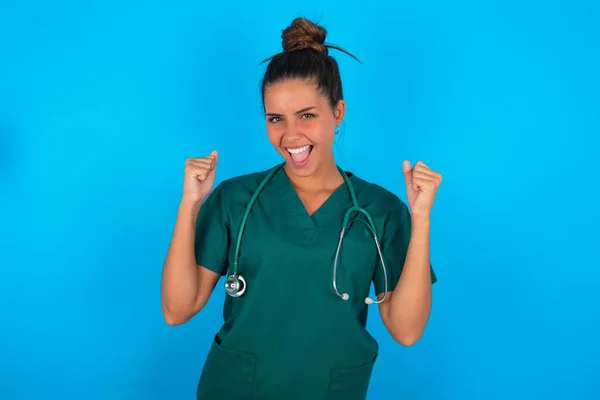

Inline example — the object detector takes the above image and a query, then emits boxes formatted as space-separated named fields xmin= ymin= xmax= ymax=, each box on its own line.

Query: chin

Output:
xmin=288 ymin=165 xmax=318 ymax=178
xmin=285 ymin=159 xmax=314 ymax=174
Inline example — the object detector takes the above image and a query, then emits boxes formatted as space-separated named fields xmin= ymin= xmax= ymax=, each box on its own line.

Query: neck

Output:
xmin=284 ymin=158 xmax=343 ymax=193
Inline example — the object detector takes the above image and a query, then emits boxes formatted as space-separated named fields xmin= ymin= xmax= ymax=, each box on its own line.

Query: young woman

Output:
xmin=161 ymin=16 xmax=442 ymax=400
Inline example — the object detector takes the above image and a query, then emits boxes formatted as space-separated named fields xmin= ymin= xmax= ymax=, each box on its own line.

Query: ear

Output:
xmin=333 ymin=99 xmax=346 ymax=124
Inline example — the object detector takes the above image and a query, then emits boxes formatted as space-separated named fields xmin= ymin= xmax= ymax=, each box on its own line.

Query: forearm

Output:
xmin=161 ymin=198 xmax=202 ymax=320
xmin=388 ymin=216 xmax=432 ymax=344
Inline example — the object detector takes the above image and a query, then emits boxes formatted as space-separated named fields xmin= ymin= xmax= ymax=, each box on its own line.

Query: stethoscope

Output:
xmin=224 ymin=163 xmax=389 ymax=305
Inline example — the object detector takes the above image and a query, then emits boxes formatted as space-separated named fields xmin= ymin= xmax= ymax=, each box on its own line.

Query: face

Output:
xmin=263 ymin=79 xmax=345 ymax=178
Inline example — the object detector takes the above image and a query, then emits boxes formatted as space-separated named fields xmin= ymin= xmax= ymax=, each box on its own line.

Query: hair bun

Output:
xmin=281 ymin=17 xmax=328 ymax=54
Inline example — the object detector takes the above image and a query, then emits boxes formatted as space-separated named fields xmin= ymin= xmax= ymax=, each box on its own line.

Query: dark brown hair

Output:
xmin=260 ymin=17 xmax=360 ymax=111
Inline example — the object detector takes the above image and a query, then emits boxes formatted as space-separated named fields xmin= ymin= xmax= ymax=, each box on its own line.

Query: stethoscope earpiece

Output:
xmin=338 ymin=294 xmax=378 ymax=304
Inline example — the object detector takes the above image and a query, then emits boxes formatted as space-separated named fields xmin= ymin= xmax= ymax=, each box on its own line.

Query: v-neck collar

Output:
xmin=272 ymin=165 xmax=354 ymax=233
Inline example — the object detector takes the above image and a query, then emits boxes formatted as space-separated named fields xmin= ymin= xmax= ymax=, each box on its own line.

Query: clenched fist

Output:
xmin=402 ymin=160 xmax=442 ymax=218
xmin=183 ymin=150 xmax=218 ymax=204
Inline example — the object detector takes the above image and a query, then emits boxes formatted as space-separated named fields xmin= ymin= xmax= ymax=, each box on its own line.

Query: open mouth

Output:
xmin=286 ymin=144 xmax=313 ymax=166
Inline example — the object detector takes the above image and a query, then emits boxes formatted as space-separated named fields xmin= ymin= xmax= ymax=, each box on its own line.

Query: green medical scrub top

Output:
xmin=194 ymin=164 xmax=437 ymax=400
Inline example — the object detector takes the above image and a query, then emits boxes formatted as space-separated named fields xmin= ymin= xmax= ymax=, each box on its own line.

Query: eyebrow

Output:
xmin=265 ymin=106 xmax=316 ymax=117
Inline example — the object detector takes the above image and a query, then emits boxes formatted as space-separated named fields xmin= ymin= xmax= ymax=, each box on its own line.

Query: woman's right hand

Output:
xmin=182 ymin=150 xmax=218 ymax=204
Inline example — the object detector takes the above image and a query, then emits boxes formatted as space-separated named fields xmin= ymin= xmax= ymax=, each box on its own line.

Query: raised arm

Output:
xmin=161 ymin=198 xmax=221 ymax=325
xmin=378 ymin=160 xmax=442 ymax=345
xmin=161 ymin=151 xmax=222 ymax=325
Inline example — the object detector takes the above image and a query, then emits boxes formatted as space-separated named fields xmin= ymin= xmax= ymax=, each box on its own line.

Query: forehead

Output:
xmin=263 ymin=79 xmax=326 ymax=111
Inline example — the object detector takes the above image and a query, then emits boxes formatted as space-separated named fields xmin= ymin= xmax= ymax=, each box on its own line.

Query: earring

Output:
xmin=335 ymin=125 xmax=340 ymax=135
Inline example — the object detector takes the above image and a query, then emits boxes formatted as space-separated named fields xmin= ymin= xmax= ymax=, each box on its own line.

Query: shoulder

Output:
xmin=209 ymin=165 xmax=280 ymax=212
xmin=217 ymin=165 xmax=278 ymax=194
xmin=347 ymin=171 xmax=409 ymax=217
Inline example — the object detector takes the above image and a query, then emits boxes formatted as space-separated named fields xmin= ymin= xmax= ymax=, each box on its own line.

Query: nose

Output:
xmin=284 ymin=119 xmax=302 ymax=140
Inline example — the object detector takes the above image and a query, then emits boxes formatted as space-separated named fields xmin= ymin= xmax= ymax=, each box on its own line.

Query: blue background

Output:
xmin=1 ymin=0 xmax=598 ymax=399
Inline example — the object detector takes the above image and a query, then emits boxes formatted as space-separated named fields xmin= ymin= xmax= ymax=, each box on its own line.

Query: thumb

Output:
xmin=402 ymin=160 xmax=412 ymax=181
xmin=206 ymin=150 xmax=218 ymax=180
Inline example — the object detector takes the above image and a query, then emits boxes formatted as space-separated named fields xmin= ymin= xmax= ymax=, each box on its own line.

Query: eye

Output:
xmin=268 ymin=116 xmax=282 ymax=123
xmin=301 ymin=113 xmax=315 ymax=119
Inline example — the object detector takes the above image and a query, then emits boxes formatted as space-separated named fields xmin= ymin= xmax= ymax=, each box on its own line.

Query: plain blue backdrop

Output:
xmin=1 ymin=0 xmax=598 ymax=399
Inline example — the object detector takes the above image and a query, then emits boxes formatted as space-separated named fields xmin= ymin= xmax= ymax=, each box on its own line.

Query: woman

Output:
xmin=161 ymin=16 xmax=442 ymax=400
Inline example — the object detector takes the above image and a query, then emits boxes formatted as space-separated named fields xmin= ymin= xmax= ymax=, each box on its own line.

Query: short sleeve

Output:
xmin=373 ymin=199 xmax=437 ymax=296
xmin=194 ymin=182 xmax=230 ymax=276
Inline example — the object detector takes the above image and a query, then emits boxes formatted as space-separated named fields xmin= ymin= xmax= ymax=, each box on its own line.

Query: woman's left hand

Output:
xmin=402 ymin=160 xmax=443 ymax=218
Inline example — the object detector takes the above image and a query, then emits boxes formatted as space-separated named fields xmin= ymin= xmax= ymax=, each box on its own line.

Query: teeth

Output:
xmin=287 ymin=145 xmax=311 ymax=154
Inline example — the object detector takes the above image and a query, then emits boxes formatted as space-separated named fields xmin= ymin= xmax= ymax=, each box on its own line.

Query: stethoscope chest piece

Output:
xmin=225 ymin=273 xmax=246 ymax=297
